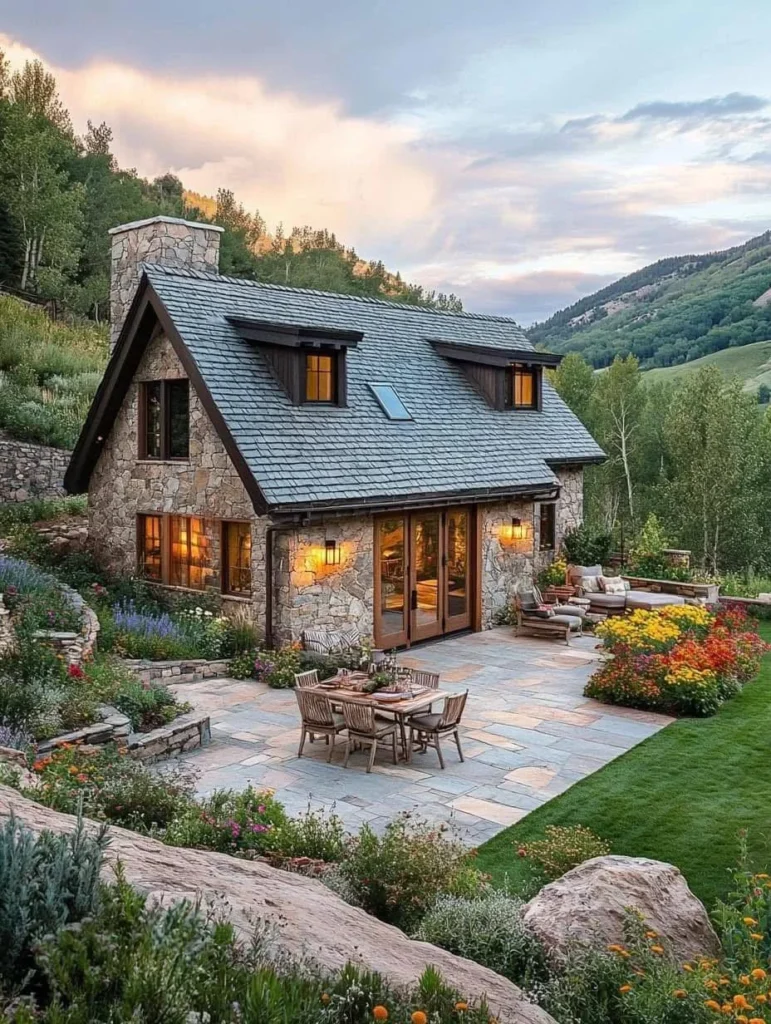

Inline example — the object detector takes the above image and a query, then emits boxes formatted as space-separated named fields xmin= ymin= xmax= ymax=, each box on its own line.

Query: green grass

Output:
xmin=476 ymin=622 xmax=771 ymax=907
xmin=644 ymin=339 xmax=771 ymax=395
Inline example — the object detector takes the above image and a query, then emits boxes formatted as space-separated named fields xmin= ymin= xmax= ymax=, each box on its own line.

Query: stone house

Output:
xmin=65 ymin=216 xmax=604 ymax=647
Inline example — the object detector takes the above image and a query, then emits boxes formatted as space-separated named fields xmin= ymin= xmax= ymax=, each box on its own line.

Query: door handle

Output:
xmin=411 ymin=589 xmax=418 ymax=610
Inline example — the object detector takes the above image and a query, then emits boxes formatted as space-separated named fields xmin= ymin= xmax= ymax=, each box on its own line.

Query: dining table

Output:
xmin=311 ymin=671 xmax=452 ymax=763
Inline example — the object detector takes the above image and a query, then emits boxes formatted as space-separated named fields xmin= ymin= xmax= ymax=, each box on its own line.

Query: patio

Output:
xmin=166 ymin=628 xmax=672 ymax=844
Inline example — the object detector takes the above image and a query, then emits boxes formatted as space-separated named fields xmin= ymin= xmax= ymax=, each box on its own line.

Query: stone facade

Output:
xmin=87 ymin=331 xmax=267 ymax=622
xmin=109 ymin=217 xmax=223 ymax=348
xmin=0 ymin=434 xmax=71 ymax=502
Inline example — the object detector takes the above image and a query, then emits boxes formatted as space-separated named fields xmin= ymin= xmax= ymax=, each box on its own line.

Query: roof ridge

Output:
xmin=141 ymin=263 xmax=528 ymax=328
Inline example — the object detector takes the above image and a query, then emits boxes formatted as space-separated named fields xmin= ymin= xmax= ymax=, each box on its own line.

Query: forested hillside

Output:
xmin=0 ymin=52 xmax=460 ymax=320
xmin=531 ymin=232 xmax=771 ymax=369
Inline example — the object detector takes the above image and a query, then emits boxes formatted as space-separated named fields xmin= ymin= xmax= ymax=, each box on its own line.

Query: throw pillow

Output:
xmin=580 ymin=575 xmax=601 ymax=594
xmin=533 ymin=605 xmax=555 ymax=619
xmin=568 ymin=564 xmax=602 ymax=586
xmin=600 ymin=575 xmax=627 ymax=595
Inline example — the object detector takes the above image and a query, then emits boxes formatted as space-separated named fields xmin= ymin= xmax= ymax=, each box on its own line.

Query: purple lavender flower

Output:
xmin=112 ymin=600 xmax=184 ymax=640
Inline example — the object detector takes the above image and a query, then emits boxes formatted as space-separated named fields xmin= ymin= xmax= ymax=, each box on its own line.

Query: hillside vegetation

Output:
xmin=644 ymin=338 xmax=771 ymax=394
xmin=531 ymin=232 xmax=771 ymax=369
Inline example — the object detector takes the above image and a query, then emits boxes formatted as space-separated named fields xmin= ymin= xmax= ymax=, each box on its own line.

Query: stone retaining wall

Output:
xmin=127 ymin=712 xmax=212 ymax=762
xmin=122 ymin=657 xmax=230 ymax=685
xmin=0 ymin=434 xmax=71 ymax=502
xmin=33 ymin=581 xmax=100 ymax=667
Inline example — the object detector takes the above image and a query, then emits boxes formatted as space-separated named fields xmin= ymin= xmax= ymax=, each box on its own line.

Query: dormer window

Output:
xmin=511 ymin=365 xmax=538 ymax=409
xmin=305 ymin=351 xmax=337 ymax=403
xmin=139 ymin=379 xmax=189 ymax=459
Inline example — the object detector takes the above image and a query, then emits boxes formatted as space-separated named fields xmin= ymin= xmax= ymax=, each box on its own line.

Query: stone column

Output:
xmin=108 ymin=216 xmax=224 ymax=349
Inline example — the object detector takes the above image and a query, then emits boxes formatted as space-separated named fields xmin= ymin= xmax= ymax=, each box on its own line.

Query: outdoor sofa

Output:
xmin=568 ymin=564 xmax=686 ymax=615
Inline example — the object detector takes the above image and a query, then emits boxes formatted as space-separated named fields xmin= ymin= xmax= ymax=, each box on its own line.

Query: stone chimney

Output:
xmin=108 ymin=215 xmax=224 ymax=349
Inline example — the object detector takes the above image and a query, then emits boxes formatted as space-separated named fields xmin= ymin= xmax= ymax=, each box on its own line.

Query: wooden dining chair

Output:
xmin=295 ymin=689 xmax=346 ymax=762
xmin=294 ymin=669 xmax=320 ymax=689
xmin=410 ymin=669 xmax=440 ymax=690
xmin=406 ymin=691 xmax=467 ymax=769
xmin=341 ymin=701 xmax=399 ymax=774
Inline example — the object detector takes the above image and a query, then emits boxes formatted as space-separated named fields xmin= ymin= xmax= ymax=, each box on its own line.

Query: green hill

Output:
xmin=644 ymin=339 xmax=771 ymax=394
xmin=531 ymin=232 xmax=771 ymax=369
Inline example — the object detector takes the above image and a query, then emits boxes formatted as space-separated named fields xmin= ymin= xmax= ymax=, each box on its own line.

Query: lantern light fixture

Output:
xmin=324 ymin=539 xmax=341 ymax=566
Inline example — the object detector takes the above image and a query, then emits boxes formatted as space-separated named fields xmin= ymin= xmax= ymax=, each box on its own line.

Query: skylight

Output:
xmin=368 ymin=383 xmax=412 ymax=421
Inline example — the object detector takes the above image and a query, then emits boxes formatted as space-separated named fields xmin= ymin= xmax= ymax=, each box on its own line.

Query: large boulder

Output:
xmin=522 ymin=855 xmax=720 ymax=962
xmin=0 ymin=786 xmax=554 ymax=1024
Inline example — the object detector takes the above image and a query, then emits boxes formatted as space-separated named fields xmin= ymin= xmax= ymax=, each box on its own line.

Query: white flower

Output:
xmin=204 ymin=610 xmax=213 ymax=617
xmin=195 ymin=607 xmax=203 ymax=615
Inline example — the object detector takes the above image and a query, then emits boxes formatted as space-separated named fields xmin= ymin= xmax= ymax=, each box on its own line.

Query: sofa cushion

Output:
xmin=626 ymin=591 xmax=686 ymax=611
xmin=600 ymin=575 xmax=627 ymax=595
xmin=549 ymin=614 xmax=583 ymax=629
xmin=589 ymin=592 xmax=627 ymax=610
xmin=568 ymin=564 xmax=603 ymax=586
xmin=580 ymin=575 xmax=602 ymax=594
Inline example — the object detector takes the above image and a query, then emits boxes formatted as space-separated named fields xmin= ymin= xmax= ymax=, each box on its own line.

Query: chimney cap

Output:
xmin=108 ymin=215 xmax=225 ymax=236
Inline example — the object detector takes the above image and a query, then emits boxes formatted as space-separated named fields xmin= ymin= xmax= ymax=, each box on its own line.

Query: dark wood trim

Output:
xmin=221 ymin=519 xmax=253 ymax=598
xmin=137 ymin=382 xmax=148 ymax=460
xmin=429 ymin=338 xmax=562 ymax=368
xmin=226 ymin=315 xmax=362 ymax=348
xmin=373 ymin=513 xmax=408 ymax=649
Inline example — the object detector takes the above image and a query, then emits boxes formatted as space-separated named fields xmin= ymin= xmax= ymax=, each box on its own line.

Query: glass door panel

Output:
xmin=445 ymin=508 xmax=470 ymax=631
xmin=376 ymin=517 xmax=407 ymax=647
xmin=410 ymin=512 xmax=442 ymax=641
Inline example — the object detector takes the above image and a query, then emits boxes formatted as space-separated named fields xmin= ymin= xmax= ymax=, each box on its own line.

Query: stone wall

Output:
xmin=109 ymin=216 xmax=223 ymax=348
xmin=87 ymin=331 xmax=267 ymax=624
xmin=274 ymin=516 xmax=374 ymax=643
xmin=0 ymin=434 xmax=71 ymax=502
xmin=479 ymin=498 xmax=537 ymax=628
xmin=533 ymin=467 xmax=584 ymax=577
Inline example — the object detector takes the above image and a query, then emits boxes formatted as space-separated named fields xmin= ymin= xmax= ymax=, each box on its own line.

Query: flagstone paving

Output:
xmin=165 ymin=628 xmax=673 ymax=845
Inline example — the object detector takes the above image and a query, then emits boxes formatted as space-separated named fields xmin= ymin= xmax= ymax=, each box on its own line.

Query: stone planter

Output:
xmin=127 ymin=711 xmax=211 ymax=762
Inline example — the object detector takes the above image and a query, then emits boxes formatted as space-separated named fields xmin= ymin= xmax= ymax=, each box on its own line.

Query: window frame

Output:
xmin=508 ymin=364 xmax=541 ymax=410
xmin=222 ymin=520 xmax=252 ymax=597
xmin=539 ymin=502 xmax=557 ymax=552
xmin=303 ymin=349 xmax=339 ymax=405
xmin=137 ymin=513 xmax=163 ymax=581
xmin=138 ymin=379 xmax=190 ymax=460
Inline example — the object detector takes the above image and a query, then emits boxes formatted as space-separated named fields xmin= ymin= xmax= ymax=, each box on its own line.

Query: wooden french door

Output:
xmin=374 ymin=507 xmax=473 ymax=648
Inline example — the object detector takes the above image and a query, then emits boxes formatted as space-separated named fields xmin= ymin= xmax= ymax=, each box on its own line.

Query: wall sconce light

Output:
xmin=324 ymin=539 xmax=341 ymax=566
xmin=510 ymin=517 xmax=529 ymax=541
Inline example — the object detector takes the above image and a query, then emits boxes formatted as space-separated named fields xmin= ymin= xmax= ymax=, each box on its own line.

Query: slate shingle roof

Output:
xmin=144 ymin=264 xmax=604 ymax=511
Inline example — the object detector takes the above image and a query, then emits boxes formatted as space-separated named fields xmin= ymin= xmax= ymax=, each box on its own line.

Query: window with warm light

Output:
xmin=223 ymin=521 xmax=252 ymax=596
xmin=138 ymin=514 xmax=162 ymax=580
xmin=305 ymin=351 xmax=337 ymax=403
xmin=139 ymin=380 xmax=189 ymax=459
xmin=169 ymin=516 xmax=214 ymax=590
xmin=511 ymin=365 xmax=538 ymax=409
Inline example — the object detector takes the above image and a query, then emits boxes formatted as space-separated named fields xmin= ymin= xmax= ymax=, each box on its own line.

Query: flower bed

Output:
xmin=585 ymin=604 xmax=769 ymax=716
xmin=0 ymin=554 xmax=82 ymax=633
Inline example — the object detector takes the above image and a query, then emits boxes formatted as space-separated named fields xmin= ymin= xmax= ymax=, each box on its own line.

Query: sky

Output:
xmin=2 ymin=1 xmax=771 ymax=323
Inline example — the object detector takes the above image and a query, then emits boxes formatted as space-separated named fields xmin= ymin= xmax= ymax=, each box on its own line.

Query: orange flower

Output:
xmin=751 ymin=933 xmax=765 ymax=941
xmin=619 ymin=985 xmax=632 ymax=994
xmin=703 ymin=1000 xmax=721 ymax=1012
xmin=752 ymin=970 xmax=768 ymax=981
xmin=749 ymin=1019 xmax=767 ymax=1024
xmin=758 ymin=994 xmax=768 ymax=1004
xmin=411 ymin=1013 xmax=427 ymax=1024
xmin=683 ymin=964 xmax=694 ymax=972
xmin=650 ymin=945 xmax=664 ymax=955
xmin=741 ymin=976 xmax=752 ymax=986
xmin=321 ymin=994 xmax=330 ymax=1005
xmin=645 ymin=930 xmax=658 ymax=939
xmin=455 ymin=1003 xmax=469 ymax=1012
xmin=673 ymin=989 xmax=687 ymax=999
xmin=373 ymin=1007 xmax=388 ymax=1021
xmin=734 ymin=994 xmax=753 ymax=1010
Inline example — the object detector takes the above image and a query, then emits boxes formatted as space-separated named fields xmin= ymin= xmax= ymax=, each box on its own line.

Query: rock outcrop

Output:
xmin=0 ymin=786 xmax=554 ymax=1024
xmin=522 ymin=855 xmax=720 ymax=962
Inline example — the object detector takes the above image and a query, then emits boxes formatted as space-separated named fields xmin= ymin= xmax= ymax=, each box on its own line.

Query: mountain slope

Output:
xmin=531 ymin=232 xmax=771 ymax=369
xmin=644 ymin=338 xmax=771 ymax=394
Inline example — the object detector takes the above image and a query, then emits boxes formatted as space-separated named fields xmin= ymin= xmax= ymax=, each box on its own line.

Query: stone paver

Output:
xmin=165 ymin=629 xmax=673 ymax=844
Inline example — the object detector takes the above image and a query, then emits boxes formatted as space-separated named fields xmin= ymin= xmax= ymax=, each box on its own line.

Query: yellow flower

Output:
xmin=744 ymin=918 xmax=758 ymax=926
xmin=673 ymin=989 xmax=687 ymax=999
xmin=619 ymin=985 xmax=632 ymax=994
xmin=751 ymin=933 xmax=765 ymax=941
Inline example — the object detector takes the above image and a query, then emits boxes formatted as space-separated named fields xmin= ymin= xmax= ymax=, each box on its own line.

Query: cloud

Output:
xmin=619 ymin=93 xmax=769 ymax=122
xmin=0 ymin=35 xmax=436 ymax=247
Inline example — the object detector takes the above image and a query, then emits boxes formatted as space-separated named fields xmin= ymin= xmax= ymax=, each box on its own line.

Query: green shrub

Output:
xmin=415 ymin=891 xmax=548 ymax=987
xmin=0 ymin=634 xmax=70 ymax=737
xmin=111 ymin=680 xmax=191 ymax=732
xmin=228 ymin=647 xmax=258 ymax=678
xmin=0 ymin=496 xmax=87 ymax=538
xmin=562 ymin=523 xmax=613 ymax=567
xmin=338 ymin=816 xmax=486 ymax=931
xmin=162 ymin=785 xmax=289 ymax=855
xmin=0 ymin=814 xmax=106 ymax=991
xmin=266 ymin=805 xmax=347 ymax=863
xmin=515 ymin=824 xmax=611 ymax=880
xmin=254 ymin=645 xmax=302 ymax=688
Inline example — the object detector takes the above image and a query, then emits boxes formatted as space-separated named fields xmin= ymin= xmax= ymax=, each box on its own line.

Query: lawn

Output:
xmin=476 ymin=621 xmax=771 ymax=908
